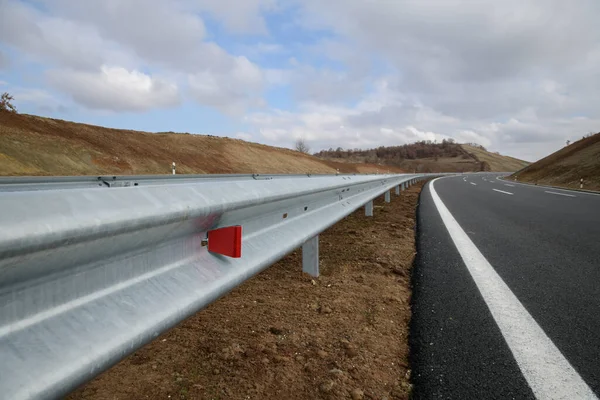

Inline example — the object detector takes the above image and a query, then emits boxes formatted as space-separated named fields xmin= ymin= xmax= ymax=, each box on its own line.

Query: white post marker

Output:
xmin=302 ymin=235 xmax=319 ymax=277
xmin=430 ymin=178 xmax=597 ymax=400
xmin=172 ymin=162 xmax=176 ymax=175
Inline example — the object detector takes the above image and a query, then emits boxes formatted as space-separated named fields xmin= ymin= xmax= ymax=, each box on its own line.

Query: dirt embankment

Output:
xmin=69 ymin=183 xmax=425 ymax=400
xmin=511 ymin=133 xmax=600 ymax=191
xmin=0 ymin=112 xmax=404 ymax=176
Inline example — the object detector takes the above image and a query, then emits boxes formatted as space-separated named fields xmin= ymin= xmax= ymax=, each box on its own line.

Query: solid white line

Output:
xmin=497 ymin=177 xmax=600 ymax=197
xmin=493 ymin=189 xmax=514 ymax=195
xmin=430 ymin=179 xmax=597 ymax=400
xmin=505 ymin=184 xmax=515 ymax=187
xmin=545 ymin=191 xmax=576 ymax=198
xmin=470 ymin=182 xmax=477 ymax=186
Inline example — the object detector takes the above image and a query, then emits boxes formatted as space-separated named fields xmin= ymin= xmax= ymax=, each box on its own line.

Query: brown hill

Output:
xmin=511 ymin=133 xmax=600 ymax=191
xmin=0 ymin=112 xmax=404 ymax=176
xmin=461 ymin=144 xmax=530 ymax=172
xmin=314 ymin=141 xmax=528 ymax=173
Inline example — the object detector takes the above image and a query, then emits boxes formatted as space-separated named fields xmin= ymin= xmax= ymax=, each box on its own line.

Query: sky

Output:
xmin=1 ymin=0 xmax=599 ymax=161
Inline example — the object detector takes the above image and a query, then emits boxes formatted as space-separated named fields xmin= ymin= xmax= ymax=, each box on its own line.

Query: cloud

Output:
xmin=0 ymin=0 xmax=269 ymax=113
xmin=0 ymin=0 xmax=134 ymax=70
xmin=188 ymin=55 xmax=264 ymax=115
xmin=47 ymin=66 xmax=180 ymax=112
xmin=243 ymin=0 xmax=600 ymax=160
xmin=42 ymin=0 xmax=207 ymax=71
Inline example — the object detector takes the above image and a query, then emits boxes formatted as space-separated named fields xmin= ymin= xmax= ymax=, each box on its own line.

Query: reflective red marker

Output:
xmin=207 ymin=225 xmax=242 ymax=258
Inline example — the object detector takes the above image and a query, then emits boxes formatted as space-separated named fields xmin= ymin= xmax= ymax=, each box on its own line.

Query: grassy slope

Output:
xmin=0 ymin=112 xmax=404 ymax=176
xmin=460 ymin=144 xmax=530 ymax=172
xmin=511 ymin=133 xmax=600 ymax=190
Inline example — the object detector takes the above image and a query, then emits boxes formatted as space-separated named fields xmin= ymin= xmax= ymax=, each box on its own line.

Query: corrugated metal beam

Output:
xmin=0 ymin=172 xmax=446 ymax=399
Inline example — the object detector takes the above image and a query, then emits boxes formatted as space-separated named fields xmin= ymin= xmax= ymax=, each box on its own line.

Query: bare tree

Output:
xmin=0 ymin=92 xmax=17 ymax=113
xmin=295 ymin=138 xmax=310 ymax=154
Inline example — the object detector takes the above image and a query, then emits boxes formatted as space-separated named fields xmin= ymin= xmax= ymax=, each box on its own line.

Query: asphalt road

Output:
xmin=411 ymin=173 xmax=600 ymax=399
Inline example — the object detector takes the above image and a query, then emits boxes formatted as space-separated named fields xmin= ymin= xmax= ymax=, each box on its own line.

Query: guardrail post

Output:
xmin=365 ymin=200 xmax=373 ymax=217
xmin=385 ymin=190 xmax=391 ymax=203
xmin=302 ymin=235 xmax=319 ymax=277
xmin=395 ymin=185 xmax=400 ymax=195
xmin=401 ymin=182 xmax=406 ymax=191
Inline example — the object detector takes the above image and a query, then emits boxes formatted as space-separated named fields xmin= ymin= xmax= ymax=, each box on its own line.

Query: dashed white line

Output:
xmin=545 ymin=191 xmax=576 ymax=198
xmin=430 ymin=178 xmax=597 ymax=400
xmin=505 ymin=184 xmax=515 ymax=187
xmin=470 ymin=182 xmax=477 ymax=186
xmin=497 ymin=177 xmax=600 ymax=197
xmin=493 ymin=189 xmax=513 ymax=195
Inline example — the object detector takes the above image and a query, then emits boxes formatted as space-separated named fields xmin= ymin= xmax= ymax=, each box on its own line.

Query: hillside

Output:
xmin=315 ymin=141 xmax=528 ymax=173
xmin=511 ymin=133 xmax=600 ymax=191
xmin=0 ymin=112 xmax=404 ymax=176
xmin=461 ymin=144 xmax=530 ymax=172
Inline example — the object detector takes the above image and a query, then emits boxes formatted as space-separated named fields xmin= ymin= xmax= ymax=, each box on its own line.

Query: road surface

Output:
xmin=411 ymin=173 xmax=600 ymax=399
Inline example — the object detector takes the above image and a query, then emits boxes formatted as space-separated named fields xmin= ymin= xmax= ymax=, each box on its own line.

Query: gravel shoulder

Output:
xmin=69 ymin=182 xmax=425 ymax=400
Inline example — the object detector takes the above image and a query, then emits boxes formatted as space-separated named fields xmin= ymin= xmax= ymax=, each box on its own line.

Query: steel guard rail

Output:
xmin=0 ymin=173 xmax=441 ymax=399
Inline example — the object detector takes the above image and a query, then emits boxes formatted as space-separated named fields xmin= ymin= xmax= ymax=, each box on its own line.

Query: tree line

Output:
xmin=313 ymin=139 xmax=479 ymax=163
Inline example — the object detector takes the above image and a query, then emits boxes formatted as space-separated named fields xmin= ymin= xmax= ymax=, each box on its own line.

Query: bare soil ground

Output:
xmin=68 ymin=182 xmax=426 ymax=400
xmin=0 ymin=112 xmax=404 ymax=176
xmin=512 ymin=133 xmax=600 ymax=191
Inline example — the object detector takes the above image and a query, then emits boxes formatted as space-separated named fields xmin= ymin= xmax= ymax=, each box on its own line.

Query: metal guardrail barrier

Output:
xmin=0 ymin=173 xmax=440 ymax=399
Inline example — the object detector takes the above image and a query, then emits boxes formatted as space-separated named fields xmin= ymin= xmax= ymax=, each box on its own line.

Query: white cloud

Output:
xmin=188 ymin=55 xmax=264 ymax=115
xmin=0 ymin=0 xmax=269 ymax=113
xmin=244 ymin=0 xmax=600 ymax=160
xmin=48 ymin=66 xmax=180 ymax=112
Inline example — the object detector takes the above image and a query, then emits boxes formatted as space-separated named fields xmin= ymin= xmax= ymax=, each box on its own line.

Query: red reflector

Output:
xmin=207 ymin=225 xmax=242 ymax=258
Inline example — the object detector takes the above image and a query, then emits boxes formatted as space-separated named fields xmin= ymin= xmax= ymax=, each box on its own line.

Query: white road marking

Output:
xmin=493 ymin=189 xmax=514 ymax=195
xmin=505 ymin=184 xmax=515 ymax=187
xmin=470 ymin=182 xmax=477 ymax=186
xmin=496 ymin=177 xmax=600 ymax=197
xmin=545 ymin=191 xmax=576 ymax=198
xmin=430 ymin=178 xmax=597 ymax=400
